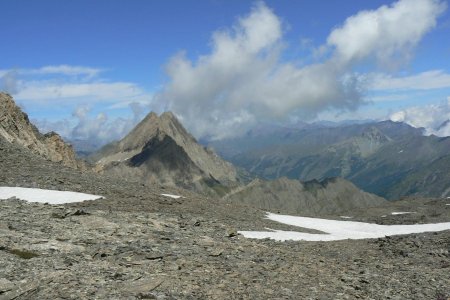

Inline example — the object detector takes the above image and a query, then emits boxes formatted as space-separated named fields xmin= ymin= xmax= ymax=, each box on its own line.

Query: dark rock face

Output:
xmin=0 ymin=92 xmax=86 ymax=170
xmin=91 ymin=111 xmax=238 ymax=194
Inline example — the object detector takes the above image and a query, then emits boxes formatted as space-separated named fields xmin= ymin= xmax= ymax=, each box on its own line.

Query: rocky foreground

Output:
xmin=1 ymin=138 xmax=450 ymax=299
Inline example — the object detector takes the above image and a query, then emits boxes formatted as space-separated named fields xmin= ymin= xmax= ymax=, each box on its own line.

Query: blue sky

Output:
xmin=1 ymin=0 xmax=450 ymax=143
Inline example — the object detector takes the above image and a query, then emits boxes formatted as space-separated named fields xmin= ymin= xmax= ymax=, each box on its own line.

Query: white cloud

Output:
xmin=1 ymin=65 xmax=152 ymax=108
xmin=15 ymin=81 xmax=143 ymax=102
xmin=390 ymin=97 xmax=450 ymax=136
xmin=3 ymin=64 xmax=153 ymax=146
xmin=0 ymin=65 xmax=103 ymax=78
xmin=156 ymin=0 xmax=446 ymax=139
xmin=370 ymin=70 xmax=450 ymax=91
xmin=29 ymin=65 xmax=103 ymax=77
xmin=35 ymin=102 xmax=147 ymax=147
xmin=328 ymin=0 xmax=446 ymax=66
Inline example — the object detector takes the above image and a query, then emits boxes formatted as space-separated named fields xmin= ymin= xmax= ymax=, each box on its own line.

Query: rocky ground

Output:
xmin=1 ymin=138 xmax=450 ymax=299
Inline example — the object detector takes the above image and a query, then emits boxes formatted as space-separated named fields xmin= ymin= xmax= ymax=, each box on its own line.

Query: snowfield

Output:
xmin=239 ymin=212 xmax=450 ymax=242
xmin=0 ymin=187 xmax=103 ymax=204
xmin=391 ymin=211 xmax=415 ymax=215
xmin=161 ymin=193 xmax=183 ymax=199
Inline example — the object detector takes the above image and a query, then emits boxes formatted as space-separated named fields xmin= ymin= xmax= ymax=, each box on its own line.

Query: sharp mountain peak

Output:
xmin=92 ymin=109 xmax=238 ymax=193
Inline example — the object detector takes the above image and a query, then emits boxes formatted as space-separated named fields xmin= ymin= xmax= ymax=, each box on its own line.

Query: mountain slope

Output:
xmin=0 ymin=92 xmax=86 ymax=170
xmin=92 ymin=111 xmax=238 ymax=193
xmin=375 ymin=149 xmax=450 ymax=199
xmin=208 ymin=121 xmax=450 ymax=199
xmin=224 ymin=177 xmax=386 ymax=215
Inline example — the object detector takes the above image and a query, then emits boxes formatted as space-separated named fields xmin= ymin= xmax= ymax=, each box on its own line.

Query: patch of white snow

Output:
xmin=160 ymin=193 xmax=183 ymax=199
xmin=0 ymin=187 xmax=103 ymax=204
xmin=391 ymin=212 xmax=415 ymax=215
xmin=340 ymin=216 xmax=352 ymax=219
xmin=238 ymin=212 xmax=450 ymax=242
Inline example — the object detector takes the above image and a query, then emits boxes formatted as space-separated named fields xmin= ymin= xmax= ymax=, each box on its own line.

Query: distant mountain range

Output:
xmin=4 ymin=91 xmax=446 ymax=211
xmin=0 ymin=93 xmax=390 ymax=215
xmin=207 ymin=121 xmax=450 ymax=199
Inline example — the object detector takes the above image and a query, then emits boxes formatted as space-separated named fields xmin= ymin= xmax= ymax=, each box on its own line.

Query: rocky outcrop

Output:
xmin=92 ymin=111 xmax=238 ymax=192
xmin=0 ymin=92 xmax=86 ymax=170
xmin=224 ymin=177 xmax=386 ymax=215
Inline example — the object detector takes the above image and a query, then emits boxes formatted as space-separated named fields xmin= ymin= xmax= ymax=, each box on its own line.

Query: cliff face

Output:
xmin=0 ymin=93 xmax=86 ymax=170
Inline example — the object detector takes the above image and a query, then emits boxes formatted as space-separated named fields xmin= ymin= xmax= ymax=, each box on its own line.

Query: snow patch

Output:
xmin=398 ymin=150 xmax=403 ymax=153
xmin=238 ymin=212 xmax=450 ymax=242
xmin=0 ymin=187 xmax=103 ymax=204
xmin=161 ymin=193 xmax=183 ymax=199
xmin=391 ymin=212 xmax=415 ymax=215
xmin=340 ymin=216 xmax=352 ymax=219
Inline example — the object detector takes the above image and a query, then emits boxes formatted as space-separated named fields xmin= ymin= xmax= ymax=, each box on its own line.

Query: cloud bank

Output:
xmin=0 ymin=65 xmax=149 ymax=105
xmin=1 ymin=65 xmax=153 ymax=148
xmin=390 ymin=97 xmax=450 ymax=136
xmin=156 ymin=0 xmax=446 ymax=139
xmin=35 ymin=102 xmax=146 ymax=149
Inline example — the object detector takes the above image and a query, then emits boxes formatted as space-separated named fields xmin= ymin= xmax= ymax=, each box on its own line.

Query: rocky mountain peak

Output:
xmin=0 ymin=92 xmax=86 ymax=170
xmin=361 ymin=126 xmax=391 ymax=142
xmin=93 ymin=111 xmax=238 ymax=192
xmin=160 ymin=111 xmax=177 ymax=121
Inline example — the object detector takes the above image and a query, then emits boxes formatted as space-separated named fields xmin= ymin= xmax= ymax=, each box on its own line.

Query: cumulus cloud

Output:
xmin=390 ymin=97 xmax=450 ymax=136
xmin=156 ymin=0 xmax=446 ymax=139
xmin=35 ymin=102 xmax=147 ymax=148
xmin=2 ymin=64 xmax=154 ymax=147
xmin=328 ymin=0 xmax=446 ymax=67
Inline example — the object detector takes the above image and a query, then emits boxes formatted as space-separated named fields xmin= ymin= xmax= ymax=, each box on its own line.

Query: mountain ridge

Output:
xmin=207 ymin=120 xmax=450 ymax=199
xmin=224 ymin=176 xmax=386 ymax=215
xmin=0 ymin=92 xmax=86 ymax=170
